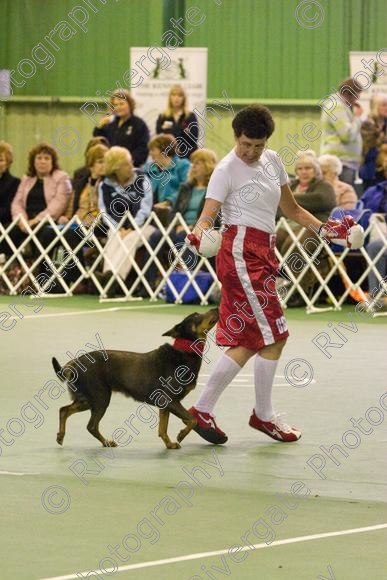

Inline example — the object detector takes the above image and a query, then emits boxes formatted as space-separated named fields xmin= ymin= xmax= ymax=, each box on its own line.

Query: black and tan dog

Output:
xmin=52 ymin=308 xmax=219 ymax=450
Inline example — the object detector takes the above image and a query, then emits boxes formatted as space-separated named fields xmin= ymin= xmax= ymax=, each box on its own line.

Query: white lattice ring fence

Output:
xmin=0 ymin=214 xmax=386 ymax=316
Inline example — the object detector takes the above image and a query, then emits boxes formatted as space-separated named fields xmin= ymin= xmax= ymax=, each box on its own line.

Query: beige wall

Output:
xmin=1 ymin=100 xmax=321 ymax=178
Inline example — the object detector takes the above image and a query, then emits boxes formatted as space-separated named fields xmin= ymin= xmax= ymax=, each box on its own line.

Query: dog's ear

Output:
xmin=162 ymin=324 xmax=181 ymax=338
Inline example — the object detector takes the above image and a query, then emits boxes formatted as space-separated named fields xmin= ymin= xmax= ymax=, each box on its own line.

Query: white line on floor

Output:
xmin=200 ymin=374 xmax=283 ymax=378
xmin=39 ymin=523 xmax=387 ymax=580
xmin=0 ymin=471 xmax=40 ymax=476
xmin=8 ymin=303 xmax=174 ymax=320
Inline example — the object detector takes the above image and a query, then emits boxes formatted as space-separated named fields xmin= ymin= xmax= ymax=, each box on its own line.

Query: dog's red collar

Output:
xmin=173 ymin=338 xmax=204 ymax=353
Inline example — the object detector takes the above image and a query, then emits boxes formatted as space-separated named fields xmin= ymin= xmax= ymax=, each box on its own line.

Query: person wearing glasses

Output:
xmin=185 ymin=104 xmax=358 ymax=446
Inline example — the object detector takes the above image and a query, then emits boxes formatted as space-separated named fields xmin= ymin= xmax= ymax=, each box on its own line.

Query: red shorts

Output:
xmin=215 ymin=225 xmax=289 ymax=351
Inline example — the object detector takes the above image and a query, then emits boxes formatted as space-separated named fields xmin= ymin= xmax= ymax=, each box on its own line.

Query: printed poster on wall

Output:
xmin=130 ymin=47 xmax=208 ymax=141
xmin=349 ymin=51 xmax=387 ymax=114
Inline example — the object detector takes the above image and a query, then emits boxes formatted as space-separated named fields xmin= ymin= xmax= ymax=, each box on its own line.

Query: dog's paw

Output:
xmin=167 ymin=441 xmax=181 ymax=449
xmin=56 ymin=434 xmax=64 ymax=445
xmin=103 ymin=440 xmax=118 ymax=447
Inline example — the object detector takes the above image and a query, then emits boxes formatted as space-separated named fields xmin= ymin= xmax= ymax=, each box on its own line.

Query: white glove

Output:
xmin=185 ymin=229 xmax=222 ymax=258
xmin=319 ymin=216 xmax=365 ymax=250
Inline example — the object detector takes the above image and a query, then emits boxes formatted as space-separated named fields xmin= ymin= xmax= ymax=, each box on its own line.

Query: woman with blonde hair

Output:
xmin=93 ymin=88 xmax=150 ymax=167
xmin=96 ymin=146 xmax=153 ymax=296
xmin=69 ymin=143 xmax=109 ymax=224
xmin=369 ymin=93 xmax=387 ymax=137
xmin=318 ymin=154 xmax=357 ymax=209
xmin=156 ymin=84 xmax=198 ymax=158
xmin=137 ymin=148 xmax=218 ymax=297
xmin=276 ymin=150 xmax=336 ymax=306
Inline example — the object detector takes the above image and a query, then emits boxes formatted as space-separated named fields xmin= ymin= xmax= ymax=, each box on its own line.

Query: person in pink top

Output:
xmin=10 ymin=143 xmax=73 ymax=289
xmin=319 ymin=154 xmax=358 ymax=209
xmin=11 ymin=142 xmax=72 ymax=234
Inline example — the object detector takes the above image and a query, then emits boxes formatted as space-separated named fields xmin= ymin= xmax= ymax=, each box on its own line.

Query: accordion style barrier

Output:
xmin=0 ymin=211 xmax=219 ymax=306
xmin=0 ymin=214 xmax=386 ymax=315
xmin=274 ymin=216 xmax=387 ymax=317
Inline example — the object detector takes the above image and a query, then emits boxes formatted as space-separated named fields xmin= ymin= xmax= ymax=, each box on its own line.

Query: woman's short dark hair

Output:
xmin=148 ymin=134 xmax=176 ymax=157
xmin=27 ymin=142 xmax=59 ymax=176
xmin=232 ymin=104 xmax=275 ymax=139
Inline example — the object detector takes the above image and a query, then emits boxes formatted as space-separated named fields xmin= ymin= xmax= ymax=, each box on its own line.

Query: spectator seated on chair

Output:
xmin=319 ymin=154 xmax=357 ymax=209
xmin=67 ymin=143 xmax=108 ymax=227
xmin=361 ymin=158 xmax=387 ymax=309
xmin=0 ymin=141 xmax=20 ymax=257
xmin=156 ymin=84 xmax=199 ymax=159
xmin=144 ymin=134 xmax=190 ymax=225
xmin=9 ymin=143 xmax=72 ymax=293
xmin=93 ymin=89 xmax=149 ymax=168
xmin=11 ymin=142 xmax=71 ymax=238
xmin=45 ymin=143 xmax=110 ymax=286
xmin=361 ymin=160 xmax=387 ymax=215
xmin=276 ymin=150 xmax=336 ymax=306
xmin=96 ymin=146 xmax=153 ymax=296
xmin=366 ymin=234 xmax=387 ymax=310
xmin=72 ymin=136 xmax=110 ymax=183
xmin=359 ymin=95 xmax=387 ymax=191
xmin=137 ymin=148 xmax=218 ymax=296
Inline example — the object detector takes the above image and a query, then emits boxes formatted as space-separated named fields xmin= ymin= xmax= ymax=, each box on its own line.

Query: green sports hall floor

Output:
xmin=0 ymin=295 xmax=386 ymax=580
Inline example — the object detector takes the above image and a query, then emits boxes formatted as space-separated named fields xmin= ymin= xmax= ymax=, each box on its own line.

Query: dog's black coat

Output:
xmin=53 ymin=346 xmax=203 ymax=405
xmin=52 ymin=309 xmax=219 ymax=449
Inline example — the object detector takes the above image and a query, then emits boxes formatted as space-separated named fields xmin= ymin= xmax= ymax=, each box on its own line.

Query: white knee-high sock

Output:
xmin=254 ymin=353 xmax=279 ymax=420
xmin=195 ymin=354 xmax=241 ymax=413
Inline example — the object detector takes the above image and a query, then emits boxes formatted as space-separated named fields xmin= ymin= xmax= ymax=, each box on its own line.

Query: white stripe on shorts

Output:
xmin=232 ymin=226 xmax=274 ymax=346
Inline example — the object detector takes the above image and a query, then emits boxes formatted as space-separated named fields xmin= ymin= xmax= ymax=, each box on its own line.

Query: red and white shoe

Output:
xmin=188 ymin=407 xmax=228 ymax=444
xmin=249 ymin=410 xmax=301 ymax=442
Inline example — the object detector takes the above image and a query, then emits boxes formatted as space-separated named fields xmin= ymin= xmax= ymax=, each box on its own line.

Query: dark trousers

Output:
xmin=339 ymin=166 xmax=357 ymax=186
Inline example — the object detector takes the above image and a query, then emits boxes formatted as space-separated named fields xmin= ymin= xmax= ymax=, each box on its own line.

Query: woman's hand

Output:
xmin=98 ymin=114 xmax=114 ymax=128
xmin=28 ymin=217 xmax=40 ymax=228
xmin=119 ymin=227 xmax=132 ymax=239
xmin=175 ymin=225 xmax=188 ymax=234
xmin=353 ymin=102 xmax=364 ymax=117
xmin=153 ymin=201 xmax=170 ymax=209
xmin=57 ymin=215 xmax=69 ymax=225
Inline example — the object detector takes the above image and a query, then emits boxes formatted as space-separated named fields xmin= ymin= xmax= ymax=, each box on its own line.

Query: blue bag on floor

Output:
xmin=165 ymin=270 xmax=213 ymax=303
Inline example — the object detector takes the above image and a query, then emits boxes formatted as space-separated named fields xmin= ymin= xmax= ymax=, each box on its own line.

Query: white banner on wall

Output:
xmin=349 ymin=51 xmax=387 ymax=114
xmin=0 ymin=70 xmax=10 ymax=97
xmin=130 ymin=47 xmax=208 ymax=138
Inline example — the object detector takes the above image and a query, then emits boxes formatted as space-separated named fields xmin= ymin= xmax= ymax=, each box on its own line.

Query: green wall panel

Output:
xmin=0 ymin=0 xmax=163 ymax=97
xmin=184 ymin=0 xmax=387 ymax=99
xmin=1 ymin=100 xmax=321 ymax=178
xmin=1 ymin=0 xmax=386 ymax=177
xmin=1 ymin=0 xmax=386 ymax=100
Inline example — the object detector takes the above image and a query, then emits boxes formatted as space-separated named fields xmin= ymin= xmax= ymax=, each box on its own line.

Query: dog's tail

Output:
xmin=52 ymin=357 xmax=63 ymax=380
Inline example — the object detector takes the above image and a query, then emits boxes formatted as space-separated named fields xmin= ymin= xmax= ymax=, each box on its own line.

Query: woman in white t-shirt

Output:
xmin=185 ymin=105 xmax=326 ymax=445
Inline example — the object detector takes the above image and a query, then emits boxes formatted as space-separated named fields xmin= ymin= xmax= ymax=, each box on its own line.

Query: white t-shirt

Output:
xmin=206 ymin=148 xmax=288 ymax=233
